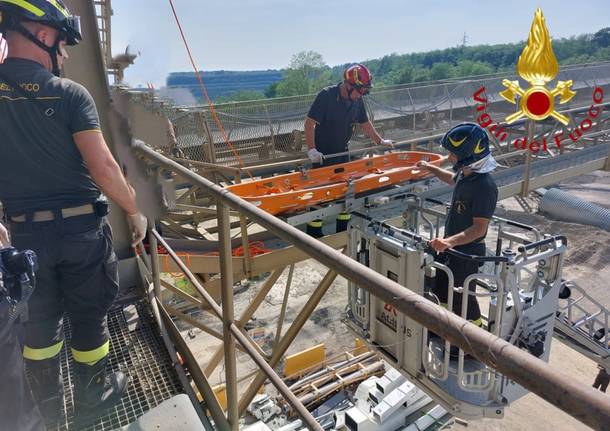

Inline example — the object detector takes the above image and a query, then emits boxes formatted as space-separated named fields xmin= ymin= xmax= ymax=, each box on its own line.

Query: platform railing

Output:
xmin=134 ymin=140 xmax=610 ymax=431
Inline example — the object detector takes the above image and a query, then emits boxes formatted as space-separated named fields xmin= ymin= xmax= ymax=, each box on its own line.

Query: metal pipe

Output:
xmin=151 ymin=230 xmax=323 ymax=431
xmin=172 ymin=157 xmax=241 ymax=174
xmin=158 ymin=300 xmax=231 ymax=431
xmin=217 ymin=202 xmax=239 ymax=429
xmin=239 ymin=215 xmax=252 ymax=278
xmin=137 ymin=142 xmax=610 ymax=430
xmin=164 ymin=304 xmax=224 ymax=341
xmin=521 ymin=120 xmax=534 ymax=197
xmin=238 ymin=269 xmax=338 ymax=415
xmin=540 ymin=188 xmax=610 ymax=231
xmin=274 ymin=264 xmax=294 ymax=349
xmin=297 ymin=361 xmax=385 ymax=408
xmin=134 ymin=254 xmax=212 ymax=430
xmin=149 ymin=227 xmax=162 ymax=300
xmin=205 ymin=267 xmax=286 ymax=376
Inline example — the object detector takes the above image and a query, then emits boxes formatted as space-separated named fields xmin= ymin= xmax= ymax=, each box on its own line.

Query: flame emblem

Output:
xmin=499 ymin=8 xmax=576 ymax=125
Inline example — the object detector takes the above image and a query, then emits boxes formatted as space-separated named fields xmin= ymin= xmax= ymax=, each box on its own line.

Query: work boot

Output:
xmin=26 ymin=354 xmax=65 ymax=424
xmin=72 ymin=356 xmax=128 ymax=428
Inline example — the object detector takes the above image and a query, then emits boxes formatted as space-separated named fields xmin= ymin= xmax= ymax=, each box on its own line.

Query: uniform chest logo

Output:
xmin=455 ymin=201 xmax=466 ymax=215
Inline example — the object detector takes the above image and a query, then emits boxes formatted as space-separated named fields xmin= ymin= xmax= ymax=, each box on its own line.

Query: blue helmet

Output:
xmin=440 ymin=123 xmax=490 ymax=169
xmin=0 ymin=0 xmax=81 ymax=76
xmin=0 ymin=0 xmax=81 ymax=45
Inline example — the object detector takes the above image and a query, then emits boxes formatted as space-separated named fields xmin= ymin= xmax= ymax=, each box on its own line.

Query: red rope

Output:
xmin=137 ymin=241 xmax=271 ymax=258
xmin=168 ymin=0 xmax=252 ymax=178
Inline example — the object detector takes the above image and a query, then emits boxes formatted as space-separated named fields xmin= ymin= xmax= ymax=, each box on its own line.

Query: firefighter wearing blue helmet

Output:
xmin=416 ymin=123 xmax=498 ymax=331
xmin=0 ymin=0 xmax=81 ymax=76
xmin=0 ymin=0 xmax=148 ymax=427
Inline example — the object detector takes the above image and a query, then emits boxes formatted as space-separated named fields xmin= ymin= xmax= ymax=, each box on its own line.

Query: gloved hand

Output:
xmin=379 ymin=139 xmax=394 ymax=149
xmin=307 ymin=148 xmax=324 ymax=164
xmin=0 ymin=223 xmax=9 ymax=248
xmin=127 ymin=212 xmax=147 ymax=247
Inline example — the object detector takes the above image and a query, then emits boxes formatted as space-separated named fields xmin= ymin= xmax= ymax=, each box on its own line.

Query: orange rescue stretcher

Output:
xmin=225 ymin=151 xmax=444 ymax=215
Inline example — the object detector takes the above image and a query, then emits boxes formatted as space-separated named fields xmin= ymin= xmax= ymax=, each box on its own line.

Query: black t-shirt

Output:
xmin=445 ymin=172 xmax=498 ymax=250
xmin=0 ymin=58 xmax=101 ymax=215
xmin=307 ymin=84 xmax=368 ymax=156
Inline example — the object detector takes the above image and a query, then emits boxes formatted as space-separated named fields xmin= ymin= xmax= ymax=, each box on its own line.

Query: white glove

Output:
xmin=307 ymin=148 xmax=324 ymax=164
xmin=127 ymin=212 xmax=148 ymax=247
xmin=0 ymin=223 xmax=9 ymax=248
xmin=379 ymin=139 xmax=394 ymax=149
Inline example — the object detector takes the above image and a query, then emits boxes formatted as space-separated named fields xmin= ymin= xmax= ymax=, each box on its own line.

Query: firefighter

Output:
xmin=0 ymin=0 xmax=147 ymax=427
xmin=416 ymin=123 xmax=498 ymax=329
xmin=305 ymin=63 xmax=392 ymax=166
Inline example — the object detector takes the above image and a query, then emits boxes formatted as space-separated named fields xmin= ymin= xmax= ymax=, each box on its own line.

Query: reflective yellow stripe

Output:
xmin=471 ymin=317 xmax=483 ymax=327
xmin=308 ymin=220 xmax=323 ymax=228
xmin=46 ymin=0 xmax=70 ymax=18
xmin=337 ymin=213 xmax=351 ymax=221
xmin=72 ymin=340 xmax=109 ymax=365
xmin=23 ymin=340 xmax=63 ymax=360
xmin=2 ymin=0 xmax=45 ymax=17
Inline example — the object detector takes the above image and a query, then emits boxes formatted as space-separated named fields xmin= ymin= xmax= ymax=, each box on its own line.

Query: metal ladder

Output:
xmin=93 ymin=0 xmax=113 ymax=68
xmin=554 ymin=280 xmax=610 ymax=370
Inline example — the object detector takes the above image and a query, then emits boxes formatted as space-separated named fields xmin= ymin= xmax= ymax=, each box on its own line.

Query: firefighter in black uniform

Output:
xmin=305 ymin=63 xmax=392 ymax=166
xmin=0 ymin=0 xmax=147 ymax=427
xmin=416 ymin=123 xmax=498 ymax=328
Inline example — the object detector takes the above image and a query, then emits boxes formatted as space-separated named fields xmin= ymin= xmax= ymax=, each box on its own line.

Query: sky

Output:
xmin=110 ymin=0 xmax=610 ymax=88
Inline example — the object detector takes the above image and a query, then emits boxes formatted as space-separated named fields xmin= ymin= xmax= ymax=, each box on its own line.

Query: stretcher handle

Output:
xmin=439 ymin=246 xmax=509 ymax=263
xmin=352 ymin=211 xmax=510 ymax=263
xmin=517 ymin=235 xmax=567 ymax=253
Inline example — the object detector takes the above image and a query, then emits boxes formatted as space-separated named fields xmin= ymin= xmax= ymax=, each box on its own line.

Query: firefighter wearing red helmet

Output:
xmin=305 ymin=63 xmax=393 ymax=166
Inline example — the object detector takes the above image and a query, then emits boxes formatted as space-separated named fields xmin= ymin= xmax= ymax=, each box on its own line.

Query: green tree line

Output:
xmin=217 ymin=28 xmax=610 ymax=103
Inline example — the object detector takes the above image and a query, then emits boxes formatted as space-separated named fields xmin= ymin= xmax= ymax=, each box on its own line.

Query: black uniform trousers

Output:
xmin=431 ymin=243 xmax=484 ymax=324
xmin=10 ymin=213 xmax=119 ymax=360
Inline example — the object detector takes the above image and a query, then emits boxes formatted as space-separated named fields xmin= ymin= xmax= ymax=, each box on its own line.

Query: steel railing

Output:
xmin=134 ymin=140 xmax=610 ymax=431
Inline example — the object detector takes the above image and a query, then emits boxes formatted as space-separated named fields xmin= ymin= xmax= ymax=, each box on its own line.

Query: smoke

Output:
xmin=158 ymin=86 xmax=198 ymax=107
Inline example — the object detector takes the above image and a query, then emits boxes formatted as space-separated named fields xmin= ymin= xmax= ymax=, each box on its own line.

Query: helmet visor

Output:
xmin=63 ymin=15 xmax=81 ymax=45
xmin=353 ymin=84 xmax=370 ymax=96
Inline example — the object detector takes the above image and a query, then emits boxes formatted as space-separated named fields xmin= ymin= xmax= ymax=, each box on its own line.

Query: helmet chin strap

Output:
xmin=13 ymin=23 xmax=61 ymax=76
xmin=344 ymin=83 xmax=357 ymax=100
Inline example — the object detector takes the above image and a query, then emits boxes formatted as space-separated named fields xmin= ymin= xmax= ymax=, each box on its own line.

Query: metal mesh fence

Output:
xmin=135 ymin=62 xmax=610 ymax=167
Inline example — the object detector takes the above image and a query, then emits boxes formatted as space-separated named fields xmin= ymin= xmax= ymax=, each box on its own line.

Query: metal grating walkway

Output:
xmin=45 ymin=300 xmax=184 ymax=431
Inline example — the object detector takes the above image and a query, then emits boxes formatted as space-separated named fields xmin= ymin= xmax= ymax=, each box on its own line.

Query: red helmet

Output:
xmin=343 ymin=64 xmax=372 ymax=93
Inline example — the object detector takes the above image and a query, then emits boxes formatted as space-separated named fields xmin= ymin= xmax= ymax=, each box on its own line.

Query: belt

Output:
xmin=10 ymin=204 xmax=95 ymax=223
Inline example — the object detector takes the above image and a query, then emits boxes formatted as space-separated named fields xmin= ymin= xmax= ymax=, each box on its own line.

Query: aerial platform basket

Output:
xmin=224 ymin=151 xmax=443 ymax=215
xmin=344 ymin=208 xmax=568 ymax=420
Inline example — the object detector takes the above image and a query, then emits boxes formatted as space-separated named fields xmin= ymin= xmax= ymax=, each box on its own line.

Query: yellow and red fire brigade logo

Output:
xmin=499 ymin=8 xmax=576 ymax=125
